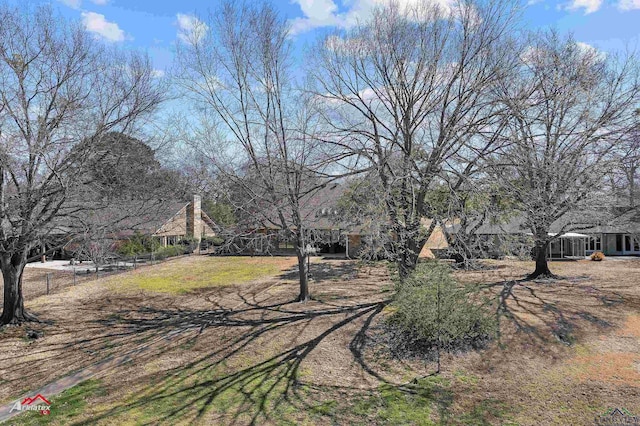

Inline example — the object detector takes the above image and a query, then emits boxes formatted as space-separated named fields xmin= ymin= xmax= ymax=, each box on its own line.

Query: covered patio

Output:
xmin=547 ymin=232 xmax=588 ymax=259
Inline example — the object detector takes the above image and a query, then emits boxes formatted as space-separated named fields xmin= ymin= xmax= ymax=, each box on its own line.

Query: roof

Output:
xmin=52 ymin=197 xmax=215 ymax=238
xmin=252 ymin=182 xmax=357 ymax=231
xmin=555 ymin=232 xmax=589 ymax=238
xmin=471 ymin=208 xmax=640 ymax=236
xmin=580 ymin=209 xmax=640 ymax=234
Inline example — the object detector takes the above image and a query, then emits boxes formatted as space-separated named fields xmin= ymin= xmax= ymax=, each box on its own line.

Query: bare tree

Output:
xmin=174 ymin=3 xmax=347 ymax=301
xmin=491 ymin=31 xmax=640 ymax=278
xmin=608 ymin=111 xmax=639 ymax=208
xmin=72 ymin=224 xmax=117 ymax=275
xmin=310 ymin=0 xmax=518 ymax=277
xmin=0 ymin=5 xmax=164 ymax=324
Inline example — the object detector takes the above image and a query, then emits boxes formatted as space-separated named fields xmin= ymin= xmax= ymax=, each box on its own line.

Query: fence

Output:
xmin=0 ymin=252 xmax=196 ymax=305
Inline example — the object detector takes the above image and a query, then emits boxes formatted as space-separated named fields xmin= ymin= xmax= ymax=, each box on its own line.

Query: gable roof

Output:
xmin=50 ymin=197 xmax=217 ymax=239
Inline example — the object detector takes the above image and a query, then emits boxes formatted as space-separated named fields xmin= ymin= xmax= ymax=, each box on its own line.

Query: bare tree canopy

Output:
xmin=0 ymin=4 xmax=165 ymax=324
xmin=309 ymin=0 xmax=519 ymax=277
xmin=174 ymin=2 xmax=350 ymax=301
xmin=608 ymin=112 xmax=640 ymax=208
xmin=490 ymin=30 xmax=640 ymax=278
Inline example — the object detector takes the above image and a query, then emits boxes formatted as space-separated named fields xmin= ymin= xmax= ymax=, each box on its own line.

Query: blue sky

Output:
xmin=45 ymin=0 xmax=640 ymax=76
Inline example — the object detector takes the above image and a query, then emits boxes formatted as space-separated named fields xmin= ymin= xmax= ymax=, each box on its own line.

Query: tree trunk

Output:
xmin=1 ymin=253 xmax=37 ymax=325
xmin=397 ymin=236 xmax=421 ymax=280
xmin=629 ymin=165 xmax=636 ymax=208
xmin=528 ymin=241 xmax=555 ymax=279
xmin=296 ymin=246 xmax=310 ymax=302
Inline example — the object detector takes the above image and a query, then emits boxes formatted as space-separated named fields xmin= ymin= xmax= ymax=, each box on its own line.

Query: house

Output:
xmin=467 ymin=216 xmax=591 ymax=259
xmin=241 ymin=183 xmax=451 ymax=259
xmin=38 ymin=195 xmax=217 ymax=261
xmin=580 ymin=209 xmax=640 ymax=256
xmin=148 ymin=195 xmax=218 ymax=249
xmin=433 ymin=208 xmax=640 ymax=260
xmin=230 ymin=177 xmax=640 ymax=260
xmin=242 ymin=183 xmax=357 ymax=256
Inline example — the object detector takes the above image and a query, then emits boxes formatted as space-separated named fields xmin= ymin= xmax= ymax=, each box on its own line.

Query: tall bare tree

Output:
xmin=0 ymin=5 xmax=164 ymax=324
xmin=174 ymin=3 xmax=346 ymax=301
xmin=310 ymin=0 xmax=518 ymax=277
xmin=491 ymin=31 xmax=640 ymax=278
xmin=609 ymin=111 xmax=639 ymax=208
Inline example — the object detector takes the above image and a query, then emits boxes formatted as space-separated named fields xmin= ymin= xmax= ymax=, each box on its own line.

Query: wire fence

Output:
xmin=0 ymin=253 xmax=198 ymax=306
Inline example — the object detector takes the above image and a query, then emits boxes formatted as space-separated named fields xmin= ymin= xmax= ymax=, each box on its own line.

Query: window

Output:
xmin=587 ymin=235 xmax=601 ymax=252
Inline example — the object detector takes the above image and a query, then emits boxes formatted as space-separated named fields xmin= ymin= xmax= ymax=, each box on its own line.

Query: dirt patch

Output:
xmin=617 ymin=315 xmax=640 ymax=338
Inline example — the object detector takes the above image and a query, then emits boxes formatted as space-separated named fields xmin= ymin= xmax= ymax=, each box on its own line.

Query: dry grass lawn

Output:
xmin=0 ymin=256 xmax=639 ymax=425
xmin=105 ymin=256 xmax=298 ymax=294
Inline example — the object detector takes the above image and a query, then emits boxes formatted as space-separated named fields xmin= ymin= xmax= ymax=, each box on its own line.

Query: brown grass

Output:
xmin=1 ymin=257 xmax=639 ymax=425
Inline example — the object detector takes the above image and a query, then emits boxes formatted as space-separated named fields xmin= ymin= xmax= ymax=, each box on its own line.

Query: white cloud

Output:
xmin=58 ymin=0 xmax=82 ymax=9
xmin=176 ymin=14 xmax=208 ymax=44
xmin=152 ymin=69 xmax=166 ymax=78
xmin=297 ymin=0 xmax=339 ymax=21
xmin=575 ymin=41 xmax=607 ymax=61
xmin=565 ymin=0 xmax=602 ymax=14
xmin=81 ymin=12 xmax=126 ymax=42
xmin=618 ymin=0 xmax=640 ymax=9
xmin=57 ymin=0 xmax=108 ymax=7
xmin=289 ymin=0 xmax=456 ymax=35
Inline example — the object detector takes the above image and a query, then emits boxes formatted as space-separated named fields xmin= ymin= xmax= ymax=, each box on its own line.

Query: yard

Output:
xmin=0 ymin=255 xmax=639 ymax=425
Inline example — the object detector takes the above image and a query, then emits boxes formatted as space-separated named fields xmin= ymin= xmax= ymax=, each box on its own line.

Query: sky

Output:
xmin=37 ymin=0 xmax=640 ymax=78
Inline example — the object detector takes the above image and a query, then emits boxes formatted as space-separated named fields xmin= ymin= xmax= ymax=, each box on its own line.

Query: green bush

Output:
xmin=154 ymin=245 xmax=187 ymax=260
xmin=117 ymin=232 xmax=162 ymax=257
xmin=117 ymin=233 xmax=192 ymax=260
xmin=202 ymin=236 xmax=225 ymax=246
xmin=387 ymin=261 xmax=495 ymax=355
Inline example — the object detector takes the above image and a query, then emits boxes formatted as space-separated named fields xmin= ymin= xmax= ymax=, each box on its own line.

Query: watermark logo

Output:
xmin=9 ymin=394 xmax=51 ymax=416
xmin=595 ymin=408 xmax=639 ymax=426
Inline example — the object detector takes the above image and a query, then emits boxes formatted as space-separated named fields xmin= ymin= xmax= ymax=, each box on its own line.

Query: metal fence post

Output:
xmin=46 ymin=273 xmax=51 ymax=295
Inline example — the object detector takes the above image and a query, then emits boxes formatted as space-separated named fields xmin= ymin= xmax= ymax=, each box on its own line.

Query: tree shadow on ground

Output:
xmin=1 ymin=260 xmax=456 ymax=425
xmin=276 ymin=258 xmax=359 ymax=282
xmin=480 ymin=277 xmax=620 ymax=348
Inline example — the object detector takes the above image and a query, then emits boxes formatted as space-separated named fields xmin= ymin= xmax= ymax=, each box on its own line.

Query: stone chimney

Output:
xmin=186 ymin=194 xmax=202 ymax=252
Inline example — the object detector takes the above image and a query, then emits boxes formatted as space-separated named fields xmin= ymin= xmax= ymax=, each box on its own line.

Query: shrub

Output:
xmin=590 ymin=251 xmax=605 ymax=261
xmin=117 ymin=232 xmax=162 ymax=257
xmin=116 ymin=236 xmax=144 ymax=257
xmin=201 ymin=236 xmax=225 ymax=247
xmin=153 ymin=245 xmax=185 ymax=260
xmin=386 ymin=261 xmax=495 ymax=356
xmin=177 ymin=237 xmax=198 ymax=252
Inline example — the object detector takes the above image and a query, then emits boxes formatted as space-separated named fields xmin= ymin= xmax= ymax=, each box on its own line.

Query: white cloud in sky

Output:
xmin=565 ymin=0 xmax=602 ymax=14
xmin=289 ymin=0 xmax=455 ymax=35
xmin=58 ymin=0 xmax=82 ymax=9
xmin=575 ymin=41 xmax=607 ymax=61
xmin=618 ymin=0 xmax=640 ymax=9
xmin=176 ymin=13 xmax=209 ymax=44
xmin=152 ymin=69 xmax=166 ymax=78
xmin=81 ymin=11 xmax=126 ymax=42
xmin=58 ymin=0 xmax=109 ymax=7
xmin=575 ymin=41 xmax=597 ymax=52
